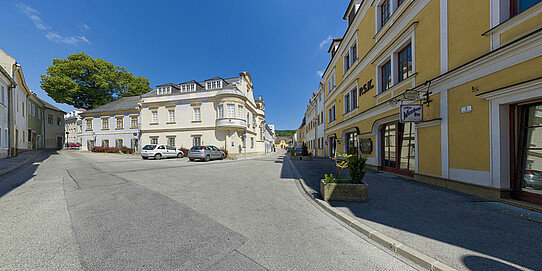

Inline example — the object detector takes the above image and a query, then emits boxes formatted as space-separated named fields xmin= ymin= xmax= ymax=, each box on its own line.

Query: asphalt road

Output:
xmin=0 ymin=150 xmax=418 ymax=270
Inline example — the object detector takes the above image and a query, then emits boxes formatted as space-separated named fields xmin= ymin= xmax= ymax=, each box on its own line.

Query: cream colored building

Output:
xmin=140 ymin=72 xmax=266 ymax=158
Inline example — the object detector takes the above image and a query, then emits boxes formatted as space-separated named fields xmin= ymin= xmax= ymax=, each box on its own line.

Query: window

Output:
xmin=193 ymin=136 xmax=201 ymax=146
xmin=22 ymin=102 xmax=24 ymax=117
xmin=102 ymin=118 xmax=109 ymax=129
xmin=247 ymin=112 xmax=250 ymax=126
xmin=352 ymin=88 xmax=358 ymax=109
xmin=1 ymin=86 xmax=4 ymax=104
xmin=38 ymin=109 xmax=41 ymax=119
xmin=238 ymin=105 xmax=243 ymax=118
xmin=511 ymin=0 xmax=541 ymax=16
xmin=131 ymin=116 xmax=138 ymax=128
xmin=344 ymin=51 xmax=350 ymax=73
xmin=344 ymin=42 xmax=358 ymax=73
xmin=102 ymin=139 xmax=109 ymax=147
xmin=167 ymin=137 xmax=176 ymax=147
xmin=116 ymin=138 xmax=123 ymax=148
xmin=168 ymin=109 xmax=175 ymax=122
xmin=194 ymin=107 xmax=201 ymax=121
xmin=398 ymin=43 xmax=412 ymax=82
xmin=381 ymin=60 xmax=392 ymax=92
xmin=328 ymin=105 xmax=336 ymax=122
xmin=181 ymin=84 xmax=195 ymax=92
xmin=206 ymin=80 xmax=222 ymax=90
xmin=57 ymin=117 xmax=62 ymax=126
xmin=344 ymin=92 xmax=350 ymax=114
xmin=88 ymin=139 xmax=95 ymax=149
xmin=86 ymin=119 xmax=92 ymax=130
xmin=218 ymin=105 xmax=224 ymax=118
xmin=398 ymin=0 xmax=405 ymax=6
xmin=380 ymin=0 xmax=391 ymax=27
xmin=48 ymin=114 xmax=53 ymax=124
xmin=152 ymin=111 xmax=158 ymax=123
xmin=328 ymin=73 xmax=336 ymax=93
xmin=260 ymin=124 xmax=264 ymax=140
xmin=227 ymin=104 xmax=235 ymax=118
xmin=157 ymin=86 xmax=172 ymax=95
xmin=251 ymin=137 xmax=254 ymax=148
xmin=151 ymin=137 xmax=158 ymax=144
xmin=116 ymin=117 xmax=123 ymax=129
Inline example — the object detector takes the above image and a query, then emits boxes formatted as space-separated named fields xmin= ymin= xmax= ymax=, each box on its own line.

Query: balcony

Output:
xmin=216 ymin=118 xmax=247 ymax=130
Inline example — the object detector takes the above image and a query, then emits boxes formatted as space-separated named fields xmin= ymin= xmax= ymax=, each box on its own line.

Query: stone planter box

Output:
xmin=320 ymin=179 xmax=368 ymax=202
xmin=298 ymin=156 xmax=313 ymax=161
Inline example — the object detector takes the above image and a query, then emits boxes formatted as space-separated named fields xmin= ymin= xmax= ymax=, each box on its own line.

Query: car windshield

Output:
xmin=190 ymin=146 xmax=205 ymax=151
xmin=142 ymin=145 xmax=156 ymax=150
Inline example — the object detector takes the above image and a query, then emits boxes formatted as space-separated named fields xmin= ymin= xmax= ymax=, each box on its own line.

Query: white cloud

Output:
xmin=45 ymin=32 xmax=90 ymax=45
xmin=316 ymin=71 xmax=324 ymax=77
xmin=319 ymin=35 xmax=332 ymax=50
xmin=16 ymin=3 xmax=90 ymax=45
xmin=79 ymin=23 xmax=91 ymax=32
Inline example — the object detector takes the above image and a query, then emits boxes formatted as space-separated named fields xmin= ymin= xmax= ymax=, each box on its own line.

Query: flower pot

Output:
xmin=320 ymin=179 xmax=368 ymax=202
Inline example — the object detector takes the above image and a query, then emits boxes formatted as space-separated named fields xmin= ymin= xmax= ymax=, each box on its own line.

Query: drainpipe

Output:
xmin=7 ymin=83 xmax=14 ymax=157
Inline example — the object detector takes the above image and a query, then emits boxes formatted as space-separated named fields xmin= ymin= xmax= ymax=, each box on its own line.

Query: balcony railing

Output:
xmin=216 ymin=118 xmax=247 ymax=129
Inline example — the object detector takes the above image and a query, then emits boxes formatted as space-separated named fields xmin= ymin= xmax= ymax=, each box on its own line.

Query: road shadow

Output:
xmin=290 ymin=158 xmax=542 ymax=271
xmin=0 ymin=151 xmax=56 ymax=199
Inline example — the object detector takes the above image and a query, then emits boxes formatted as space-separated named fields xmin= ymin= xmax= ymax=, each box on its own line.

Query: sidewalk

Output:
xmin=0 ymin=150 xmax=46 ymax=177
xmin=290 ymin=156 xmax=542 ymax=271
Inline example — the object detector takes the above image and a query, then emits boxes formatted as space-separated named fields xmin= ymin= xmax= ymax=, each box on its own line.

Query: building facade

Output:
xmin=81 ymin=96 xmax=140 ymax=151
xmin=41 ymin=100 xmax=66 ymax=149
xmin=27 ymin=93 xmax=44 ymax=150
xmin=320 ymin=0 xmax=542 ymax=205
xmin=264 ymin=123 xmax=275 ymax=153
xmin=0 ymin=64 xmax=15 ymax=158
xmin=64 ymin=109 xmax=86 ymax=146
xmin=140 ymin=72 xmax=266 ymax=158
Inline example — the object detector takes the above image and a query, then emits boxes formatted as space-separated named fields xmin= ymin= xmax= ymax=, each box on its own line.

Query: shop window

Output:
xmin=515 ymin=103 xmax=542 ymax=200
xmin=116 ymin=139 xmax=123 ymax=148
xmin=345 ymin=132 xmax=358 ymax=155
xmin=381 ymin=122 xmax=415 ymax=175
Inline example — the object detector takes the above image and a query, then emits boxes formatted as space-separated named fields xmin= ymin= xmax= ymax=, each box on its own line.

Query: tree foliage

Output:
xmin=40 ymin=52 xmax=152 ymax=109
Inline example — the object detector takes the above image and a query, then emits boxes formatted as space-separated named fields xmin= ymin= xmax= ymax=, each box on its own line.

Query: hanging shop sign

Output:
xmin=400 ymin=104 xmax=423 ymax=123
xmin=360 ymin=138 xmax=373 ymax=154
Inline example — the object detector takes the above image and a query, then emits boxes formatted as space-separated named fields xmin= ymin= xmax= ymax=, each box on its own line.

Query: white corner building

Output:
xmin=140 ymin=72 xmax=266 ymax=158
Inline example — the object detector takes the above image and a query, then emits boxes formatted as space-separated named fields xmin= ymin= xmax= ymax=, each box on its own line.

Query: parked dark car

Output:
xmin=188 ymin=145 xmax=225 ymax=162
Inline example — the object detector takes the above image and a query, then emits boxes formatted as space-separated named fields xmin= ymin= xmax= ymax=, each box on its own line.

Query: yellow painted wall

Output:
xmin=417 ymin=125 xmax=442 ymax=177
xmin=448 ymin=0 xmax=490 ymax=70
xmin=501 ymin=12 xmax=542 ymax=44
xmin=448 ymin=86 xmax=490 ymax=172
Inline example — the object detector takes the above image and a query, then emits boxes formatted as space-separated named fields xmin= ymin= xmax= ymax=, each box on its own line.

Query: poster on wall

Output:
xmin=400 ymin=104 xmax=423 ymax=123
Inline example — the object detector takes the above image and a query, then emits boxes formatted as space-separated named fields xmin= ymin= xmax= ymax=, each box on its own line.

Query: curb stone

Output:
xmin=0 ymin=150 xmax=45 ymax=177
xmin=287 ymin=157 xmax=457 ymax=271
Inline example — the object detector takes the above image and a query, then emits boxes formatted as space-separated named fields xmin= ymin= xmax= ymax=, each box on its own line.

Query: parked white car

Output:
xmin=141 ymin=144 xmax=184 ymax=160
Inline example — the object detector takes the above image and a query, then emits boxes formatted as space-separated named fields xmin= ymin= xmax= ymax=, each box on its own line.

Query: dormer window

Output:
xmin=206 ymin=80 xmax=223 ymax=90
xmin=157 ymin=86 xmax=172 ymax=95
xmin=181 ymin=84 xmax=195 ymax=92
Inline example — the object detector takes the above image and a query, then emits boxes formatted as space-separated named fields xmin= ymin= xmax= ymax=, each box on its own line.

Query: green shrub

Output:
xmin=290 ymin=148 xmax=296 ymax=156
xmin=348 ymin=155 xmax=368 ymax=184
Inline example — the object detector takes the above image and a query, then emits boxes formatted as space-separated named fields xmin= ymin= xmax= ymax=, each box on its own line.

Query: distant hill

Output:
xmin=275 ymin=130 xmax=296 ymax=138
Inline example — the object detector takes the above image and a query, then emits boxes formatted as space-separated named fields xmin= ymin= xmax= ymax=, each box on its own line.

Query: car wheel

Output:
xmin=204 ymin=155 xmax=210 ymax=162
xmin=189 ymin=158 xmax=195 ymax=161
xmin=177 ymin=153 xmax=183 ymax=158
xmin=220 ymin=154 xmax=225 ymax=160
xmin=142 ymin=157 xmax=148 ymax=160
xmin=154 ymin=153 xmax=161 ymax=160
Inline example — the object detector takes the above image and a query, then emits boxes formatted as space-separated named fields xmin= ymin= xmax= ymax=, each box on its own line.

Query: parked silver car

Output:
xmin=188 ymin=145 xmax=225 ymax=162
xmin=141 ymin=144 xmax=184 ymax=160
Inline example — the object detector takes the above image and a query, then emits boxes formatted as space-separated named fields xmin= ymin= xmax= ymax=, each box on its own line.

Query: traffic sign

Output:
xmin=243 ymin=130 xmax=246 ymax=134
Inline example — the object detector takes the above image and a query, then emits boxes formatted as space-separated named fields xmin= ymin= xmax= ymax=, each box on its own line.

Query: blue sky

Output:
xmin=1 ymin=1 xmax=348 ymax=130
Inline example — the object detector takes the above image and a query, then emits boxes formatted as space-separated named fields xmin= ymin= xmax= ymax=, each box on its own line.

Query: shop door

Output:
xmin=381 ymin=122 xmax=415 ymax=176
xmin=329 ymin=136 xmax=336 ymax=157
xmin=513 ymin=103 xmax=542 ymax=204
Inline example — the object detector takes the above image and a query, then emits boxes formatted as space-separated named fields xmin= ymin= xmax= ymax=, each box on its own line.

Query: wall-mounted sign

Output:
xmin=460 ymin=105 xmax=472 ymax=114
xmin=360 ymin=138 xmax=373 ymax=154
xmin=133 ymin=132 xmax=138 ymax=137
xmin=400 ymin=104 xmax=423 ymax=123
xmin=359 ymin=79 xmax=374 ymax=95
xmin=403 ymin=90 xmax=420 ymax=100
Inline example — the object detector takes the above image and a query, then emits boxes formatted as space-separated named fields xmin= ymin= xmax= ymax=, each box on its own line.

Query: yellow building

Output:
xmin=322 ymin=0 xmax=542 ymax=205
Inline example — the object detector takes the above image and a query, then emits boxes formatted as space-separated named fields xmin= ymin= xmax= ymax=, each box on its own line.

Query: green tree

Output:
xmin=40 ymin=52 xmax=152 ymax=109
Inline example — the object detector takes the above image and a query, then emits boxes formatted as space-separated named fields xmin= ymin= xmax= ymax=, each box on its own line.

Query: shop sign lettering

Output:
xmin=400 ymin=104 xmax=423 ymax=123
xmin=359 ymin=79 xmax=374 ymax=95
